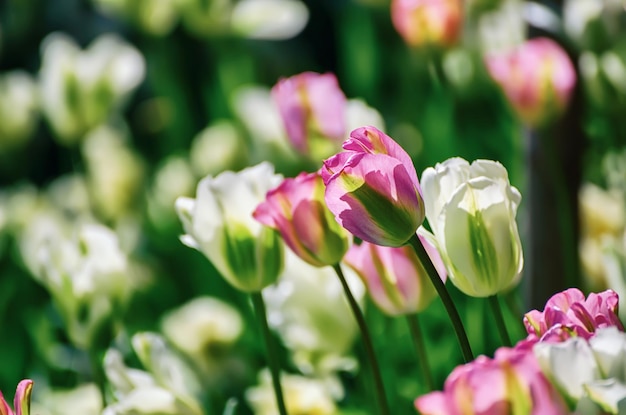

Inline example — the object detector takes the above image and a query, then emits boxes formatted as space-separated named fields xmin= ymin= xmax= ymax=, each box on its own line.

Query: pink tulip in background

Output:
xmin=271 ymin=72 xmax=347 ymax=155
xmin=391 ymin=0 xmax=462 ymax=48
xmin=322 ymin=126 xmax=425 ymax=247
xmin=415 ymin=342 xmax=568 ymax=415
xmin=484 ymin=37 xmax=577 ymax=128
xmin=253 ymin=171 xmax=351 ymax=267
xmin=524 ymin=288 xmax=624 ymax=341
xmin=0 ymin=380 xmax=33 ymax=415
xmin=344 ymin=230 xmax=446 ymax=316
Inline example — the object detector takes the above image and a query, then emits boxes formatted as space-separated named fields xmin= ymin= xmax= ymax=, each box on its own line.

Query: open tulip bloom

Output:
xmin=322 ymin=126 xmax=425 ymax=247
xmin=176 ymin=162 xmax=285 ymax=293
xmin=0 ymin=380 xmax=33 ymax=415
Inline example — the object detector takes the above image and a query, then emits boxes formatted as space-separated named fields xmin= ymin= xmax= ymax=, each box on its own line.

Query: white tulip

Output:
xmin=230 ymin=0 xmax=309 ymax=40
xmin=420 ymin=157 xmax=523 ymax=297
xmin=175 ymin=162 xmax=284 ymax=292
xmin=534 ymin=337 xmax=601 ymax=401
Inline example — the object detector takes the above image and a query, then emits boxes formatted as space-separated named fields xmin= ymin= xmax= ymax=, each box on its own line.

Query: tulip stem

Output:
xmin=250 ymin=291 xmax=289 ymax=415
xmin=407 ymin=234 xmax=474 ymax=362
xmin=406 ymin=314 xmax=434 ymax=391
xmin=488 ymin=295 xmax=511 ymax=347
xmin=332 ymin=263 xmax=391 ymax=415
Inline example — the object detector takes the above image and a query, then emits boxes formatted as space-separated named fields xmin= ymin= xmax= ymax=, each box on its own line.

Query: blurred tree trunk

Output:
xmin=524 ymin=38 xmax=586 ymax=310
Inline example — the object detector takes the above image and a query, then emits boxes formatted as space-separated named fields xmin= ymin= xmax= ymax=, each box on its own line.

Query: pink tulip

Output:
xmin=484 ymin=37 xmax=576 ymax=128
xmin=415 ymin=342 xmax=567 ymax=415
xmin=271 ymin=72 xmax=346 ymax=155
xmin=524 ymin=288 xmax=624 ymax=341
xmin=344 ymin=230 xmax=446 ymax=316
xmin=391 ymin=0 xmax=462 ymax=48
xmin=0 ymin=380 xmax=33 ymax=415
xmin=253 ymin=171 xmax=351 ymax=267
xmin=322 ymin=126 xmax=425 ymax=247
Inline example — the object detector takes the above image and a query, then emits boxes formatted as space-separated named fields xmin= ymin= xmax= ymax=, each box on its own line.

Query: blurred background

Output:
xmin=0 ymin=0 xmax=625 ymax=414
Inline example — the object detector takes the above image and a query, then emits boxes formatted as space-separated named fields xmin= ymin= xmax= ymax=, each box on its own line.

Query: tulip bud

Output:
xmin=0 ymin=380 xmax=33 ymax=415
xmin=322 ymin=126 xmax=425 ymax=247
xmin=271 ymin=72 xmax=346 ymax=157
xmin=391 ymin=0 xmax=462 ymax=48
xmin=421 ymin=157 xmax=523 ymax=297
xmin=344 ymin=229 xmax=446 ymax=316
xmin=253 ymin=171 xmax=350 ymax=267
xmin=485 ymin=37 xmax=577 ymax=128
xmin=175 ymin=162 xmax=285 ymax=292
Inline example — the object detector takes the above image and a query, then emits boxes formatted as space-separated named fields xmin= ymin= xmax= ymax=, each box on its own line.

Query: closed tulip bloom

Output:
xmin=176 ymin=162 xmax=284 ymax=292
xmin=421 ymin=157 xmax=523 ymax=297
xmin=391 ymin=0 xmax=462 ymax=48
xmin=344 ymin=229 xmax=446 ymax=316
xmin=271 ymin=72 xmax=346 ymax=155
xmin=485 ymin=37 xmax=576 ymax=128
xmin=415 ymin=343 xmax=568 ymax=415
xmin=322 ymin=126 xmax=425 ymax=247
xmin=0 ymin=380 xmax=33 ymax=415
xmin=524 ymin=288 xmax=624 ymax=341
xmin=253 ymin=171 xmax=350 ymax=267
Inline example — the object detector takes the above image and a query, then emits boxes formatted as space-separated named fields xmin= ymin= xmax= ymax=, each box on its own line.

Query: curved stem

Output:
xmin=406 ymin=314 xmax=434 ymax=391
xmin=488 ymin=295 xmax=511 ymax=347
xmin=251 ymin=292 xmax=288 ymax=415
xmin=332 ymin=264 xmax=390 ymax=415
xmin=407 ymin=234 xmax=474 ymax=362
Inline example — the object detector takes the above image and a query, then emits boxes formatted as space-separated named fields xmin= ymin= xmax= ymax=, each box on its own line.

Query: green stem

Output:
xmin=488 ymin=295 xmax=511 ymax=347
xmin=251 ymin=292 xmax=288 ymax=415
xmin=407 ymin=234 xmax=474 ymax=362
xmin=88 ymin=349 xmax=107 ymax=408
xmin=332 ymin=264 xmax=390 ymax=415
xmin=406 ymin=314 xmax=434 ymax=391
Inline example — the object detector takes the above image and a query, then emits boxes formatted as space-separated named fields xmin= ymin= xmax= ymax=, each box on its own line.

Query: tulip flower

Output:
xmin=415 ymin=342 xmax=568 ymax=414
xmin=271 ymin=72 xmax=346 ymax=156
xmin=322 ymin=126 xmax=425 ymax=247
xmin=524 ymin=288 xmax=624 ymax=341
xmin=0 ymin=380 xmax=33 ymax=415
xmin=343 ymin=229 xmax=445 ymax=316
xmin=253 ymin=171 xmax=350 ymax=267
xmin=420 ymin=157 xmax=523 ymax=297
xmin=391 ymin=0 xmax=462 ymax=48
xmin=175 ymin=162 xmax=284 ymax=292
xmin=485 ymin=37 xmax=576 ymax=128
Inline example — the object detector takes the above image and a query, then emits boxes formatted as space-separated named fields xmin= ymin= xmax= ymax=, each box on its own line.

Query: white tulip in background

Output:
xmin=103 ymin=338 xmax=204 ymax=415
xmin=82 ymin=125 xmax=145 ymax=222
xmin=230 ymin=0 xmax=309 ymax=40
xmin=32 ymin=222 xmax=131 ymax=348
xmin=146 ymin=155 xmax=197 ymax=229
xmin=420 ymin=157 xmax=523 ymax=297
xmin=0 ymin=70 xmax=38 ymax=151
xmin=189 ymin=121 xmax=248 ymax=177
xmin=39 ymin=32 xmax=145 ymax=144
xmin=30 ymin=383 xmax=102 ymax=415
xmin=263 ymin=249 xmax=363 ymax=397
xmin=246 ymin=369 xmax=337 ymax=415
xmin=161 ymin=296 xmax=245 ymax=384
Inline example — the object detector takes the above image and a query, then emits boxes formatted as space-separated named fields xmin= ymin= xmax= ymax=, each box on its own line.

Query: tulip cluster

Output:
xmin=416 ymin=288 xmax=626 ymax=414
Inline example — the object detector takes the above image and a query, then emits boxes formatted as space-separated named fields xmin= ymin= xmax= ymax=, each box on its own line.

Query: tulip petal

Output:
xmin=14 ymin=380 xmax=32 ymax=415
